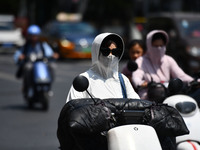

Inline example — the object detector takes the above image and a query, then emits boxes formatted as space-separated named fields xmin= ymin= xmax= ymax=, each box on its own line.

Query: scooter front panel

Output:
xmin=107 ymin=124 xmax=162 ymax=150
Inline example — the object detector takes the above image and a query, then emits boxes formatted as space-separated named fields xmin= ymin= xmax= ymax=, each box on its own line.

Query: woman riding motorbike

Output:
xmin=66 ymin=33 xmax=140 ymax=102
xmin=59 ymin=33 xmax=140 ymax=150
xmin=14 ymin=24 xmax=58 ymax=98
xmin=60 ymin=32 xmax=178 ymax=150
xmin=132 ymin=30 xmax=194 ymax=100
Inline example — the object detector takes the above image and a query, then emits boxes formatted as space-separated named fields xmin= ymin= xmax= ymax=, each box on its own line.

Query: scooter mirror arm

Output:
xmin=85 ymin=90 xmax=97 ymax=104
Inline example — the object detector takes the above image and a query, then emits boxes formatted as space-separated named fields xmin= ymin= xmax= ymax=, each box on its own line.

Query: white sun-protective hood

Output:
xmin=66 ymin=33 xmax=140 ymax=102
xmin=90 ymin=32 xmax=124 ymax=79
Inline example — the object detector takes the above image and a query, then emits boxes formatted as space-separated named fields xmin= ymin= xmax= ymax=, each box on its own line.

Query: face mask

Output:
xmin=151 ymin=46 xmax=166 ymax=57
xmin=99 ymin=54 xmax=118 ymax=69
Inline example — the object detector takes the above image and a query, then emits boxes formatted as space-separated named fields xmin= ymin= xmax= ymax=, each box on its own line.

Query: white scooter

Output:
xmin=162 ymin=78 xmax=200 ymax=150
xmin=147 ymin=78 xmax=200 ymax=150
xmin=128 ymin=61 xmax=200 ymax=150
xmin=57 ymin=97 xmax=163 ymax=150
xmin=163 ymin=94 xmax=200 ymax=150
xmin=57 ymin=75 xmax=189 ymax=150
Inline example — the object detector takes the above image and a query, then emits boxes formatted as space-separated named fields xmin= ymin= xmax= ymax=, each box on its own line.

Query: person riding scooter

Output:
xmin=132 ymin=30 xmax=194 ymax=100
xmin=14 ymin=24 xmax=58 ymax=97
xmin=59 ymin=33 xmax=140 ymax=150
xmin=59 ymin=33 xmax=180 ymax=150
xmin=66 ymin=32 xmax=140 ymax=102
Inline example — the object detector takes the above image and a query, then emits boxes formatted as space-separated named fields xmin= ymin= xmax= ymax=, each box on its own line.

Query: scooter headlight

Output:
xmin=175 ymin=102 xmax=196 ymax=114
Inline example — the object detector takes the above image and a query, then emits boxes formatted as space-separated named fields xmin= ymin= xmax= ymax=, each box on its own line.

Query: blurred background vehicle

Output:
xmin=0 ymin=14 xmax=25 ymax=53
xmin=145 ymin=12 xmax=200 ymax=76
xmin=40 ymin=13 xmax=98 ymax=59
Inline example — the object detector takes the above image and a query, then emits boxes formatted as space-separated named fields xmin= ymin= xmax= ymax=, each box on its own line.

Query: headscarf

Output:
xmin=146 ymin=30 xmax=169 ymax=65
xmin=90 ymin=33 xmax=124 ymax=79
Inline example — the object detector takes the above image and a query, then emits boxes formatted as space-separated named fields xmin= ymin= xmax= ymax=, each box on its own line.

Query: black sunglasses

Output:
xmin=100 ymin=48 xmax=121 ymax=57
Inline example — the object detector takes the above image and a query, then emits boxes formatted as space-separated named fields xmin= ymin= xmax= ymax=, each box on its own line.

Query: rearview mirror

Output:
xmin=73 ymin=75 xmax=89 ymax=92
xmin=127 ymin=60 xmax=138 ymax=72
xmin=168 ymin=78 xmax=183 ymax=95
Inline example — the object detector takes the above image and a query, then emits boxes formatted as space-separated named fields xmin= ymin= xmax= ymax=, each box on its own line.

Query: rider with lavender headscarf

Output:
xmin=132 ymin=30 xmax=193 ymax=99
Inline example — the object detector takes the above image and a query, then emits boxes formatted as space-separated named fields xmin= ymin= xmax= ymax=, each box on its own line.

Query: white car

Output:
xmin=0 ymin=15 xmax=25 ymax=52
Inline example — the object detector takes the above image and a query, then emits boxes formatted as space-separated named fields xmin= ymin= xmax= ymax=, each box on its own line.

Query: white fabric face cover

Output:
xmin=97 ymin=53 xmax=119 ymax=78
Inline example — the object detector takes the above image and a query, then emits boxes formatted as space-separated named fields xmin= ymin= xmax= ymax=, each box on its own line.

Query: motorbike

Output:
xmin=146 ymin=77 xmax=200 ymax=150
xmin=164 ymin=94 xmax=200 ymax=150
xmin=57 ymin=75 xmax=189 ymax=150
xmin=126 ymin=60 xmax=200 ymax=150
xmin=22 ymin=52 xmax=53 ymax=110
xmin=162 ymin=78 xmax=200 ymax=150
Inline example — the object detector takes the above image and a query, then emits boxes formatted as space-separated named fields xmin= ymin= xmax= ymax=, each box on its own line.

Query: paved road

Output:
xmin=0 ymin=53 xmax=92 ymax=150
xmin=0 ymin=53 xmax=127 ymax=150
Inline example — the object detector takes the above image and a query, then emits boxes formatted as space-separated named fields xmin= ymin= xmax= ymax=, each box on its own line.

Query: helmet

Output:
xmin=27 ymin=25 xmax=41 ymax=35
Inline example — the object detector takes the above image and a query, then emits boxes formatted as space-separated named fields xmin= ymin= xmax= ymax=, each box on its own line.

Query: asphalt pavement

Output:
xmin=0 ymin=53 xmax=91 ymax=150
xmin=0 ymin=53 xmax=128 ymax=149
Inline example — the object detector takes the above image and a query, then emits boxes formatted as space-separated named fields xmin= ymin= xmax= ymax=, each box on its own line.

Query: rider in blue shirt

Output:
xmin=14 ymin=24 xmax=59 ymax=96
